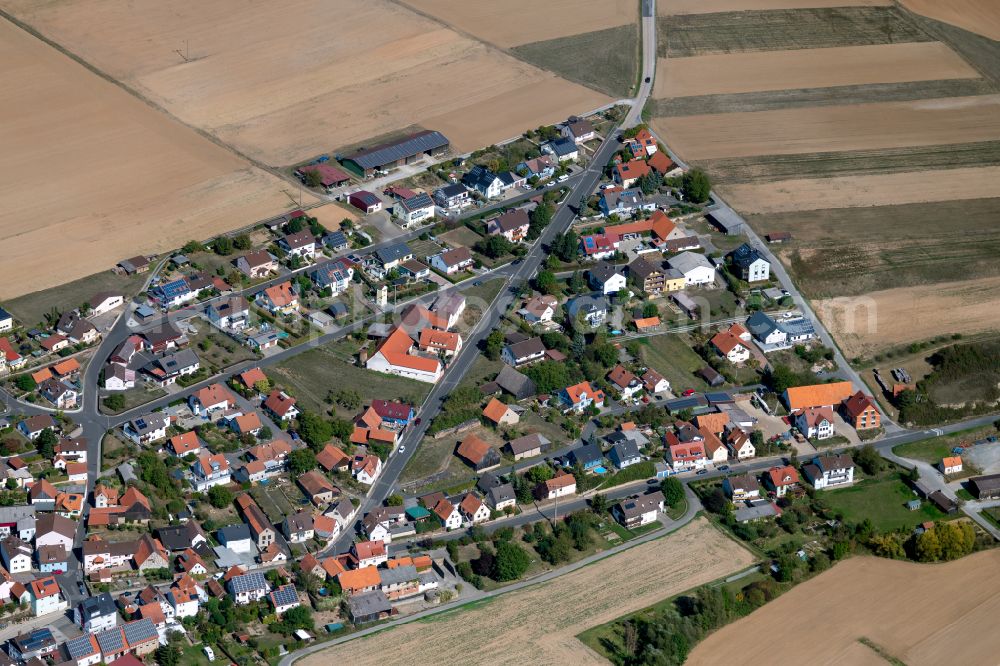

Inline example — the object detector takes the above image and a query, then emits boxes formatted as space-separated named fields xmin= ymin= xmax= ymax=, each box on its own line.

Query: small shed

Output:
xmin=906 ymin=499 xmax=921 ymax=511
xmin=706 ymin=208 xmax=745 ymax=236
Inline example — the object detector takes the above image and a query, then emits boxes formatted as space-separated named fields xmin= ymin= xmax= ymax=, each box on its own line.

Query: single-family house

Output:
xmin=463 ymin=165 xmax=503 ymax=198
xmin=562 ymin=117 xmax=596 ymax=143
xmin=612 ymin=491 xmax=664 ymax=528
xmin=395 ymin=192 xmax=435 ymax=227
xmin=190 ymin=453 xmax=230 ymax=492
xmin=122 ymin=413 xmax=169 ymax=445
xmin=541 ymin=137 xmax=578 ymax=162
xmin=429 ymin=247 xmax=474 ymax=274
xmin=487 ymin=209 xmax=530 ymax=243
xmin=256 ymin=281 xmax=299 ymax=315
xmin=803 ymin=454 xmax=855 ymax=490
xmin=764 ymin=465 xmax=799 ymax=498
xmin=795 ymin=406 xmax=835 ymax=440
xmin=608 ymin=440 xmax=642 ymax=470
xmin=940 ymin=456 xmax=963 ymax=475
xmin=666 ymin=441 xmax=707 ymax=472
xmin=588 ymin=263 xmax=627 ymax=295
xmin=560 ymin=381 xmax=605 ymax=413
xmin=206 ymin=296 xmax=250 ymax=331
xmin=189 ymin=383 xmax=234 ymax=416
xmin=667 ymin=251 xmax=715 ymax=286
xmin=841 ymin=391 xmax=881 ymax=430
xmin=298 ymin=471 xmax=337 ymax=505
xmin=418 ymin=328 xmax=463 ymax=356
xmin=263 ymin=389 xmax=300 ymax=421
xmin=227 ymin=572 xmax=271 ymax=605
xmin=366 ymin=327 xmax=442 ymax=383
xmin=608 ymin=364 xmax=642 ymax=400
xmin=482 ymin=398 xmax=519 ymax=427
xmin=567 ymin=441 xmax=604 ymax=471
xmin=502 ymin=336 xmax=546 ymax=367
xmin=613 ymin=158 xmax=651 ymax=188
xmin=281 ymin=511 xmax=315 ymax=544
xmin=723 ymin=474 xmax=761 ymax=501
xmin=352 ymin=540 xmax=388 ymax=569
xmin=459 ymin=494 xmax=491 ymax=526
xmin=433 ymin=183 xmax=470 ymax=211
xmin=517 ymin=155 xmax=556 ymax=180
xmin=236 ymin=251 xmax=278 ymax=279
xmin=518 ymin=294 xmax=558 ymax=323
xmin=280 ymin=230 xmax=317 ymax=260
xmin=642 ymin=369 xmax=670 ymax=394
xmin=348 ymin=190 xmax=383 ymax=214
xmin=535 ymin=471 xmax=576 ymax=500
xmin=710 ymin=330 xmax=751 ymax=364
xmin=729 ymin=243 xmax=770 ymax=282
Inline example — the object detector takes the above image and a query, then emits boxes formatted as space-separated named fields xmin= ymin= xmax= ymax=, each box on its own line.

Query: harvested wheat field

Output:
xmin=660 ymin=0 xmax=889 ymax=14
xmin=403 ymin=0 xmax=637 ymax=48
xmin=900 ymin=0 xmax=1000 ymax=41
xmin=303 ymin=519 xmax=753 ymax=666
xmin=2 ymin=0 xmax=607 ymax=164
xmin=308 ymin=204 xmax=359 ymax=233
xmin=0 ymin=18 xmax=302 ymax=300
xmin=816 ymin=277 xmax=1000 ymax=357
xmin=719 ymin=166 xmax=1000 ymax=213
xmin=690 ymin=552 xmax=1000 ymax=666
xmin=656 ymin=42 xmax=978 ymax=98
xmin=656 ymin=95 xmax=1000 ymax=160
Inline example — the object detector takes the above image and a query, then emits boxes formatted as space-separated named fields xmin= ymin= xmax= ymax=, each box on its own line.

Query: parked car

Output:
xmin=682 ymin=388 xmax=696 ymax=397
xmin=696 ymin=469 xmax=708 ymax=475
xmin=203 ymin=646 xmax=215 ymax=662
xmin=718 ymin=465 xmax=730 ymax=471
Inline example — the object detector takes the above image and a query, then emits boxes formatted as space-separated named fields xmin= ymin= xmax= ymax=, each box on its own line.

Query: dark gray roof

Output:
xmin=568 ymin=441 xmax=603 ymax=466
xmin=589 ymin=262 xmax=624 ymax=284
xmin=436 ymin=182 xmax=466 ymax=198
xmin=463 ymin=165 xmax=501 ymax=190
xmin=96 ymin=625 xmax=125 ymax=654
xmin=65 ymin=633 xmax=100 ymax=659
xmin=346 ymin=131 xmax=449 ymax=170
xmin=494 ymin=365 xmax=536 ymax=400
xmin=348 ymin=589 xmax=392 ymax=617
xmin=157 ymin=521 xmax=204 ymax=551
xmin=218 ymin=523 xmax=252 ymax=543
xmin=745 ymin=311 xmax=779 ymax=339
xmin=324 ymin=231 xmax=349 ymax=248
xmin=610 ymin=440 xmax=641 ymax=463
xmin=505 ymin=337 xmax=546 ymax=361
xmin=400 ymin=192 xmax=434 ymax=212
xmin=488 ymin=484 xmax=516 ymax=506
xmin=122 ymin=618 xmax=157 ymax=644
xmin=229 ymin=571 xmax=269 ymax=593
xmin=616 ymin=491 xmax=664 ymax=519
xmin=730 ymin=243 xmax=767 ymax=268
xmin=375 ymin=243 xmax=413 ymax=265
xmin=79 ymin=592 xmax=117 ymax=620
xmin=378 ymin=564 xmax=418 ymax=585
xmin=270 ymin=584 xmax=299 ymax=608
xmin=507 ymin=433 xmax=550 ymax=455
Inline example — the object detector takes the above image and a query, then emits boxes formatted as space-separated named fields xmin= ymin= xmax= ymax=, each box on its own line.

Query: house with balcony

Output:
xmin=803 ymin=454 xmax=855 ymax=490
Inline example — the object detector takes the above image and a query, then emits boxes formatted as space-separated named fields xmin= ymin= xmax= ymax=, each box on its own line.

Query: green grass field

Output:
xmin=4 ymin=268 xmax=148 ymax=328
xmin=635 ymin=334 xmax=711 ymax=393
xmin=659 ymin=6 xmax=931 ymax=57
xmin=512 ymin=24 xmax=639 ymax=98
xmin=268 ymin=342 xmax=431 ymax=416
xmin=893 ymin=427 xmax=997 ymax=464
xmin=822 ymin=474 xmax=947 ymax=531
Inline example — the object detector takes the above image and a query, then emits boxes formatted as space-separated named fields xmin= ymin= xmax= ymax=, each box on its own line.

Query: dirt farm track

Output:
xmin=689 ymin=551 xmax=1000 ymax=665
xmin=0 ymin=17 xmax=305 ymax=299
xmin=301 ymin=519 xmax=753 ymax=666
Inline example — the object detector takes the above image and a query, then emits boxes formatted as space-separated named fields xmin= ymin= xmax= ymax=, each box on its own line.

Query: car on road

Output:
xmin=473 ymin=280 xmax=482 ymax=286
xmin=718 ymin=465 xmax=730 ymax=471
xmin=414 ymin=417 xmax=421 ymax=425
xmin=696 ymin=469 xmax=708 ymax=475
xmin=646 ymin=479 xmax=659 ymax=485
xmin=557 ymin=174 xmax=569 ymax=183
xmin=398 ymin=446 xmax=406 ymax=454
xmin=644 ymin=76 xmax=651 ymax=83
xmin=682 ymin=388 xmax=696 ymax=397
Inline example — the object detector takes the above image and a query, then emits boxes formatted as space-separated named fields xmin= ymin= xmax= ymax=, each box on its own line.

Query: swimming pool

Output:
xmin=593 ymin=466 xmax=608 ymax=474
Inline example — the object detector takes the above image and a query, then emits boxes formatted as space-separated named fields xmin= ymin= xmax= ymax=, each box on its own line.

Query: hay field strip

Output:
xmin=745 ymin=198 xmax=1000 ymax=299
xmin=0 ymin=0 xmax=609 ymax=165
xmin=654 ymin=94 xmax=1000 ymax=160
xmin=656 ymin=42 xmax=979 ymax=98
xmin=658 ymin=6 xmax=932 ymax=57
xmin=0 ymin=15 xmax=305 ymax=299
xmin=696 ymin=141 xmax=1000 ymax=182
xmin=688 ymin=552 xmax=1000 ymax=666
xmin=659 ymin=0 xmax=890 ymax=15
xmin=301 ymin=519 xmax=754 ymax=666
xmin=400 ymin=0 xmax=637 ymax=48
xmin=718 ymin=165 xmax=1000 ymax=213
xmin=653 ymin=78 xmax=997 ymax=117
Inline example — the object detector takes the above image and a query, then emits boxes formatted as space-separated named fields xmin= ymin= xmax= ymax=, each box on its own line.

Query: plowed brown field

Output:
xmin=718 ymin=166 xmax=1000 ymax=212
xmin=900 ymin=0 xmax=1000 ymax=40
xmin=690 ymin=552 xmax=1000 ymax=666
xmin=659 ymin=0 xmax=889 ymax=14
xmin=656 ymin=42 xmax=978 ymax=98
xmin=402 ymin=0 xmax=637 ymax=47
xmin=654 ymin=95 xmax=1000 ymax=160
xmin=302 ymin=519 xmax=753 ymax=666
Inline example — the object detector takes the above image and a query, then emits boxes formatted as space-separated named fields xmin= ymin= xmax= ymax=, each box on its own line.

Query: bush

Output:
xmin=492 ymin=541 xmax=530 ymax=581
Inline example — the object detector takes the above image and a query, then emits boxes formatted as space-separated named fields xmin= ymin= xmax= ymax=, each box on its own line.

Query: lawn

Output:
xmin=407 ymin=238 xmax=443 ymax=260
xmin=268 ymin=342 xmax=431 ymax=416
xmin=893 ymin=427 xmax=998 ymax=464
xmin=512 ymin=24 xmax=639 ymax=98
xmin=190 ymin=327 xmax=259 ymax=373
xmin=100 ymin=385 xmax=167 ymax=415
xmin=181 ymin=644 xmax=214 ymax=666
xmin=5 ymin=267 xmax=149 ymax=328
xmin=822 ymin=474 xmax=947 ymax=531
xmin=635 ymin=333 xmax=711 ymax=393
xmin=438 ymin=226 xmax=483 ymax=250
xmin=100 ymin=433 xmax=135 ymax=471
xmin=462 ymin=278 xmax=506 ymax=311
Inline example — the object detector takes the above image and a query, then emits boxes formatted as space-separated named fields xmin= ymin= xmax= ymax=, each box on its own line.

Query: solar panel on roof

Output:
xmin=96 ymin=627 xmax=125 ymax=654
xmin=348 ymin=131 xmax=449 ymax=170
xmin=65 ymin=634 xmax=97 ymax=658
xmin=271 ymin=584 xmax=299 ymax=607
xmin=231 ymin=572 xmax=267 ymax=593
xmin=123 ymin=618 xmax=157 ymax=644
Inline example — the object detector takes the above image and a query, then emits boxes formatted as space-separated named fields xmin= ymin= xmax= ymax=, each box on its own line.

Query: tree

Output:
xmin=233 ymin=234 xmax=252 ymax=251
xmin=641 ymin=302 xmax=659 ymax=318
xmin=525 ymin=465 xmax=554 ymax=484
xmin=475 ymin=235 xmax=513 ymax=259
xmin=303 ymin=169 xmax=324 ymax=188
xmin=915 ymin=527 xmax=942 ymax=562
xmin=13 ymin=374 xmax=35 ymax=392
xmin=701 ymin=488 xmax=729 ymax=515
xmin=207 ymin=485 xmax=233 ymax=509
xmin=935 ymin=521 xmax=975 ymax=561
xmin=661 ymin=477 xmax=685 ymax=506
xmin=853 ymin=444 xmax=882 ymax=476
xmin=590 ymin=493 xmax=608 ymax=515
xmin=155 ymin=644 xmax=181 ymax=666
xmin=275 ymin=605 xmax=314 ymax=634
xmin=253 ymin=378 xmax=271 ymax=394
xmin=35 ymin=428 xmax=57 ymax=459
xmin=534 ymin=270 xmax=557 ymax=295
xmin=103 ymin=394 xmax=125 ymax=411
xmin=528 ymin=202 xmax=554 ymax=240
xmin=288 ymin=449 xmax=317 ymax=476
xmin=213 ymin=236 xmax=234 ymax=256
xmin=484 ymin=330 xmax=505 ymax=361
xmin=386 ymin=494 xmax=404 ymax=506
xmin=551 ymin=230 xmax=579 ymax=262
xmin=492 ymin=541 xmax=531 ymax=581
xmin=638 ymin=171 xmax=660 ymax=195
xmin=868 ymin=533 xmax=905 ymax=559
xmin=182 ymin=240 xmax=204 ymax=254
xmin=681 ymin=168 xmax=711 ymax=203
xmin=297 ymin=411 xmax=333 ymax=450
xmin=568 ymin=270 xmax=586 ymax=294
